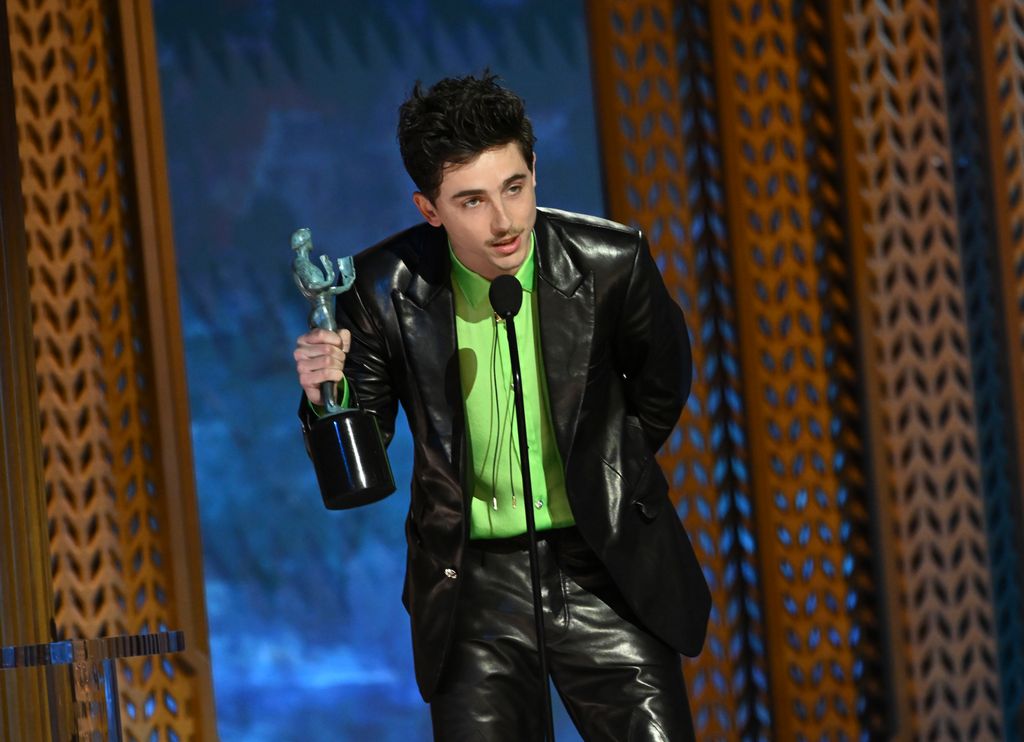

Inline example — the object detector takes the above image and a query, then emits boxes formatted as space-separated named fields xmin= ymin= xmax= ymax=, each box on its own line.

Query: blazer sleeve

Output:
xmin=337 ymin=280 xmax=399 ymax=446
xmin=613 ymin=231 xmax=693 ymax=452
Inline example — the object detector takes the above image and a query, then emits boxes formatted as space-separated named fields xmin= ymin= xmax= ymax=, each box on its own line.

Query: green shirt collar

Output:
xmin=449 ymin=232 xmax=536 ymax=307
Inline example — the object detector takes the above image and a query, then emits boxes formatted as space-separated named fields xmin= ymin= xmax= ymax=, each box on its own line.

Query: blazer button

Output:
xmin=444 ymin=568 xmax=458 ymax=579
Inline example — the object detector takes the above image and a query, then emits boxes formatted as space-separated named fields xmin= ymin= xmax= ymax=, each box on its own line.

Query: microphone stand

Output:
xmin=496 ymin=296 xmax=557 ymax=742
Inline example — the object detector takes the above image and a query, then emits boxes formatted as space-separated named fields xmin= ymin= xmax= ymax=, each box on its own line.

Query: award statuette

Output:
xmin=292 ymin=228 xmax=395 ymax=509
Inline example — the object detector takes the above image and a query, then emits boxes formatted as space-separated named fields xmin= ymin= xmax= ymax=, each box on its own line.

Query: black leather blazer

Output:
xmin=300 ymin=208 xmax=711 ymax=700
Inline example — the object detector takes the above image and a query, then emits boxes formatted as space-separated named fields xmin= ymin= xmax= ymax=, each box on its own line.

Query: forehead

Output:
xmin=438 ymin=143 xmax=529 ymax=194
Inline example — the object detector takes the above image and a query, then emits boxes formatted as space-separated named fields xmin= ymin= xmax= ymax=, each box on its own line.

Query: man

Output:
xmin=294 ymin=73 xmax=710 ymax=740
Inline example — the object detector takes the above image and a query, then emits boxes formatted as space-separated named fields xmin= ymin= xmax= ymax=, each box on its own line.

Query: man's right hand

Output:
xmin=294 ymin=328 xmax=351 ymax=406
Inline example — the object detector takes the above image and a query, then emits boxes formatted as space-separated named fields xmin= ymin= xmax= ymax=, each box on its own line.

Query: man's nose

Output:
xmin=491 ymin=201 xmax=512 ymax=234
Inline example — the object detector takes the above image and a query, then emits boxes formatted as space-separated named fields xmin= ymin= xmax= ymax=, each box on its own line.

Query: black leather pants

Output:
xmin=430 ymin=527 xmax=695 ymax=741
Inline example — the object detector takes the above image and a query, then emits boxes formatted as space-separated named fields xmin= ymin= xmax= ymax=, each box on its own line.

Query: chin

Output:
xmin=497 ymin=255 xmax=526 ymax=274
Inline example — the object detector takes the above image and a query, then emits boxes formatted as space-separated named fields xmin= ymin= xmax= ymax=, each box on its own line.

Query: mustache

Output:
xmin=487 ymin=229 xmax=524 ymax=247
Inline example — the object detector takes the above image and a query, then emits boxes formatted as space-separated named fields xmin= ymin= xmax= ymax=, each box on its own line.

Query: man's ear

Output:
xmin=531 ymin=152 xmax=537 ymax=187
xmin=412 ymin=192 xmax=442 ymax=227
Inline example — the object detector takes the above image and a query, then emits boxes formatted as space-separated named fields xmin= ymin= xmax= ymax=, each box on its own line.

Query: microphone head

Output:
xmin=489 ymin=274 xmax=523 ymax=319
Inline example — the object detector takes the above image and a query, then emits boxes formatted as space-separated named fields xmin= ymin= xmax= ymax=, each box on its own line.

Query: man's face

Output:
xmin=413 ymin=142 xmax=537 ymax=281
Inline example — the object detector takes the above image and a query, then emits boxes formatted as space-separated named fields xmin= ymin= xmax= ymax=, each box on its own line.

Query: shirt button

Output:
xmin=535 ymin=499 xmax=543 ymax=509
xmin=444 ymin=568 xmax=458 ymax=579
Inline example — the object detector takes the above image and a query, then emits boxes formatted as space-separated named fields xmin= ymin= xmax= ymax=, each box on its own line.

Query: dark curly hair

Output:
xmin=397 ymin=72 xmax=536 ymax=201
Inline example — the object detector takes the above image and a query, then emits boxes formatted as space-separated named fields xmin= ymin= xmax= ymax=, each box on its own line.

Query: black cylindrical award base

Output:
xmin=305 ymin=408 xmax=395 ymax=509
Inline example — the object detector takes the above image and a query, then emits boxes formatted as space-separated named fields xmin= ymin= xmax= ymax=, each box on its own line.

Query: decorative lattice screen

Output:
xmin=6 ymin=0 xmax=215 ymax=738
xmin=589 ymin=1 xmax=1023 ymax=739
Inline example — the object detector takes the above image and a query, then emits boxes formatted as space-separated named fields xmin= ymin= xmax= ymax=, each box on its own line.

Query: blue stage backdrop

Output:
xmin=153 ymin=2 xmax=603 ymax=739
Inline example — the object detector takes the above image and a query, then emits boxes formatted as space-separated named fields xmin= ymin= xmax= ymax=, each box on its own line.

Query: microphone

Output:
xmin=489 ymin=274 xmax=523 ymax=320
xmin=487 ymin=271 xmax=556 ymax=741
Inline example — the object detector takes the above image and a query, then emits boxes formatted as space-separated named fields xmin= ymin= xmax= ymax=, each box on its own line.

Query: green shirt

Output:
xmin=322 ymin=234 xmax=575 ymax=538
xmin=450 ymin=235 xmax=575 ymax=539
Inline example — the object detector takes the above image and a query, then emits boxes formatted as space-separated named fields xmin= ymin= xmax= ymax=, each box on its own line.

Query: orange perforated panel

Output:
xmin=843 ymin=1 xmax=1003 ymax=737
xmin=6 ymin=0 xmax=213 ymax=738
xmin=10 ymin=0 xmax=128 ymax=643
xmin=707 ymin=2 xmax=868 ymax=736
xmin=589 ymin=0 xmax=1010 ymax=738
xmin=589 ymin=2 xmax=770 ymax=738
xmin=589 ymin=1 xmax=884 ymax=737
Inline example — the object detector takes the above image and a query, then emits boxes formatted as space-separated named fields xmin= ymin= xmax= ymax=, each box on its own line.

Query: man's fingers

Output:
xmin=300 ymin=366 xmax=344 ymax=386
xmin=298 ymin=328 xmax=342 ymax=347
xmin=293 ymin=343 xmax=347 ymax=363
xmin=295 ymin=329 xmax=348 ymax=405
xmin=294 ymin=329 xmax=351 ymax=360
xmin=300 ymin=367 xmax=344 ymax=405
xmin=296 ymin=353 xmax=346 ymax=374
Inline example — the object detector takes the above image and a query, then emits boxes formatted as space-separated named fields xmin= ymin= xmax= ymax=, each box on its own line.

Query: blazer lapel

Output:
xmin=393 ymin=232 xmax=465 ymax=467
xmin=391 ymin=214 xmax=593 ymax=471
xmin=535 ymin=212 xmax=593 ymax=463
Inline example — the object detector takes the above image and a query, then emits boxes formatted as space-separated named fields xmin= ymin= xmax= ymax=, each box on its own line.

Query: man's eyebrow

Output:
xmin=450 ymin=173 xmax=528 ymax=200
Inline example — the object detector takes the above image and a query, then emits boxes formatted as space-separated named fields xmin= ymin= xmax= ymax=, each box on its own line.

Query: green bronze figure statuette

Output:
xmin=291 ymin=227 xmax=395 ymax=509
xmin=291 ymin=227 xmax=356 ymax=415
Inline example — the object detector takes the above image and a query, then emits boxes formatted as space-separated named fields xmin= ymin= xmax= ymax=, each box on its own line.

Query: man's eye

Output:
xmin=463 ymin=198 xmax=481 ymax=208
xmin=507 ymin=184 xmax=522 ymax=195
